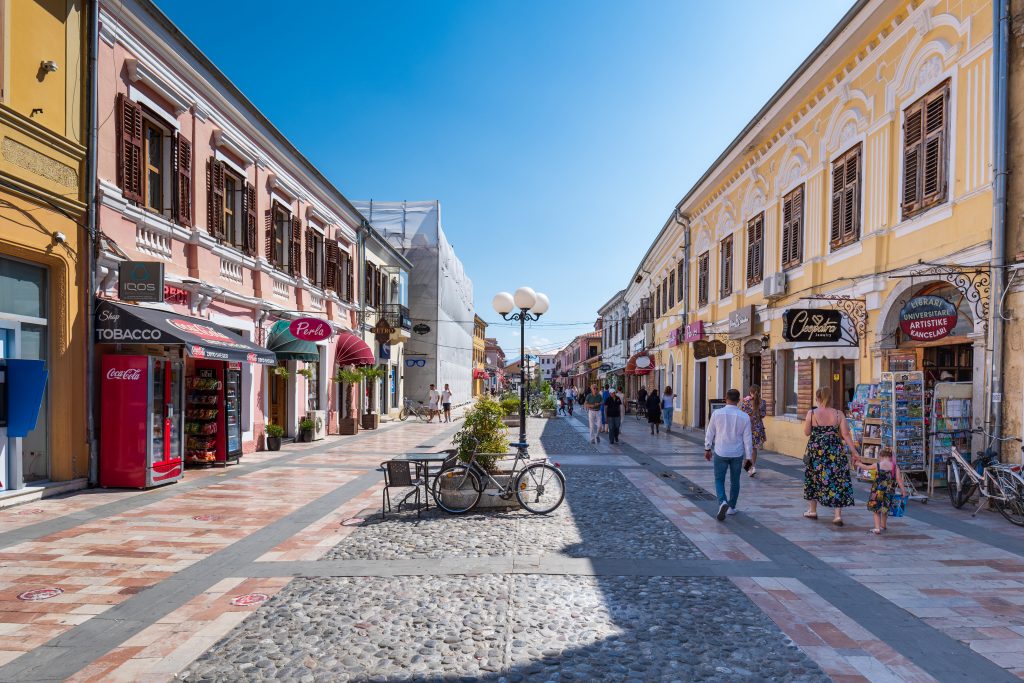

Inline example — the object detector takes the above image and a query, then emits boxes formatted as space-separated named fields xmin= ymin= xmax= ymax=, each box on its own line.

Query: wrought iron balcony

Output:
xmin=381 ymin=303 xmax=412 ymax=331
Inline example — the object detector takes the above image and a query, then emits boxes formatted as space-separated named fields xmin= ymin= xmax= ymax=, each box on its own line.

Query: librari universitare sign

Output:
xmin=782 ymin=309 xmax=843 ymax=343
xmin=899 ymin=295 xmax=957 ymax=341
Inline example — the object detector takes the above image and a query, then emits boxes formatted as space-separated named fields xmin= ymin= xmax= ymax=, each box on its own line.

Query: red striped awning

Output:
xmin=472 ymin=368 xmax=489 ymax=379
xmin=335 ymin=332 xmax=375 ymax=366
xmin=625 ymin=352 xmax=653 ymax=376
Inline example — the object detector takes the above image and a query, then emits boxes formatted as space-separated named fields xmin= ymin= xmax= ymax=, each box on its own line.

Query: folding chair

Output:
xmin=381 ymin=460 xmax=424 ymax=518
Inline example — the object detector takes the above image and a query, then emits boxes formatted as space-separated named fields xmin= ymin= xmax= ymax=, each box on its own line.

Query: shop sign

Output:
xmin=118 ymin=262 xmax=165 ymax=303
xmin=413 ymin=323 xmax=431 ymax=335
xmin=782 ymin=309 xmax=843 ymax=343
xmin=728 ymin=306 xmax=754 ymax=339
xmin=290 ymin=317 xmax=332 ymax=342
xmin=379 ymin=342 xmax=391 ymax=359
xmin=684 ymin=321 xmax=705 ymax=342
xmin=163 ymin=285 xmax=190 ymax=306
xmin=899 ymin=296 xmax=957 ymax=341
xmin=692 ymin=339 xmax=726 ymax=360
xmin=667 ymin=328 xmax=679 ymax=347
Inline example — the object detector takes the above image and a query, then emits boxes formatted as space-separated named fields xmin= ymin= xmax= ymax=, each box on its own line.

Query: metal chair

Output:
xmin=381 ymin=460 xmax=424 ymax=518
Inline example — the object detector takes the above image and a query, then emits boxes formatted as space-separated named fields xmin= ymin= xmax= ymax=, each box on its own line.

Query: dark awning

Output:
xmin=266 ymin=320 xmax=321 ymax=362
xmin=95 ymin=299 xmax=276 ymax=365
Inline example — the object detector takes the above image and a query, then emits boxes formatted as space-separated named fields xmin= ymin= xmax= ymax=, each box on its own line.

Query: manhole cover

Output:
xmin=18 ymin=588 xmax=63 ymax=601
xmin=16 ymin=509 xmax=45 ymax=516
xmin=193 ymin=515 xmax=216 ymax=522
xmin=341 ymin=518 xmax=364 ymax=526
xmin=230 ymin=593 xmax=269 ymax=607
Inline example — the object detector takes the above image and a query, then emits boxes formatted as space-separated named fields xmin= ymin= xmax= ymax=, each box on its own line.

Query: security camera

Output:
xmin=41 ymin=60 xmax=59 ymax=73
xmin=52 ymin=231 xmax=67 ymax=244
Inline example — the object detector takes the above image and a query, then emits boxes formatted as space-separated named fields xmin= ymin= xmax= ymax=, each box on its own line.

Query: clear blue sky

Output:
xmin=159 ymin=0 xmax=852 ymax=360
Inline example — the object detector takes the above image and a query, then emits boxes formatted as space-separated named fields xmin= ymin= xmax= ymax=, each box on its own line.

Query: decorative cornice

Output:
xmin=125 ymin=57 xmax=190 ymax=116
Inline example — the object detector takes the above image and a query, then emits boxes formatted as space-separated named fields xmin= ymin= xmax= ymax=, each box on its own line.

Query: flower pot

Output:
xmin=541 ymin=409 xmax=557 ymax=418
xmin=266 ymin=436 xmax=282 ymax=451
xmin=361 ymin=413 xmax=380 ymax=430
xmin=299 ymin=430 xmax=313 ymax=443
xmin=339 ymin=417 xmax=360 ymax=435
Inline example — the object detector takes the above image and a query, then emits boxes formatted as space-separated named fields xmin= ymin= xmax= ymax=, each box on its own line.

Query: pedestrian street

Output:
xmin=0 ymin=413 xmax=1022 ymax=681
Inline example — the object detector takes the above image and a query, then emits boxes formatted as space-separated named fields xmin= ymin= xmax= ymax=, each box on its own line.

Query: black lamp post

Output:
xmin=493 ymin=287 xmax=549 ymax=451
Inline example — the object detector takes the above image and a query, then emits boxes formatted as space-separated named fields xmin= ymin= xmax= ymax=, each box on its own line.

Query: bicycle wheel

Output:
xmin=947 ymin=460 xmax=974 ymax=509
xmin=992 ymin=470 xmax=1024 ymax=527
xmin=515 ymin=463 xmax=565 ymax=514
xmin=528 ymin=403 xmax=541 ymax=417
xmin=432 ymin=465 xmax=481 ymax=514
xmin=415 ymin=408 xmax=428 ymax=422
xmin=398 ymin=407 xmax=409 ymax=421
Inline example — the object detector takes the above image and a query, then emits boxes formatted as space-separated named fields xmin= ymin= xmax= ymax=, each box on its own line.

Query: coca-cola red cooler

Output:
xmin=100 ymin=354 xmax=185 ymax=488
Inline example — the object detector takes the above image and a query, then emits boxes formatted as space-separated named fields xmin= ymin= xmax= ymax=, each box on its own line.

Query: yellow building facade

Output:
xmin=472 ymin=315 xmax=487 ymax=397
xmin=640 ymin=0 xmax=994 ymax=459
xmin=0 ymin=0 xmax=88 ymax=495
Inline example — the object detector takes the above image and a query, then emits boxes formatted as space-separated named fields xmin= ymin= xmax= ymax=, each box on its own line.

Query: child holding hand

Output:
xmin=864 ymin=448 xmax=906 ymax=534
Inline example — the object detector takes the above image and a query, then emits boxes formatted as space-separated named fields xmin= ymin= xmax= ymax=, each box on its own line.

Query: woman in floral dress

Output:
xmin=740 ymin=385 xmax=767 ymax=477
xmin=803 ymin=387 xmax=860 ymax=526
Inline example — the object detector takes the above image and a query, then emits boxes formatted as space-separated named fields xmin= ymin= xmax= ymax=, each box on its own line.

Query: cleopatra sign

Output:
xmin=899 ymin=296 xmax=958 ymax=341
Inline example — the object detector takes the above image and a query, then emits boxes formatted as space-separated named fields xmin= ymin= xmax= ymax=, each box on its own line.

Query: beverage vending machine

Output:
xmin=100 ymin=355 xmax=184 ymax=488
xmin=186 ymin=360 xmax=243 ymax=465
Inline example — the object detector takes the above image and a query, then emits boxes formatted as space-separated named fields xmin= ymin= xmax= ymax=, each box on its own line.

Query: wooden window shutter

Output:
xmin=264 ymin=204 xmax=276 ymax=263
xmin=902 ymin=101 xmax=924 ymax=216
xmin=346 ymin=253 xmax=354 ymax=302
xmin=760 ymin=350 xmax=774 ymax=416
xmin=830 ymin=158 xmax=845 ymax=246
xmin=720 ymin=235 xmax=733 ymax=297
xmin=289 ymin=217 xmax=303 ymax=277
xmin=116 ymin=93 xmax=143 ymax=202
xmin=921 ymin=85 xmax=948 ymax=206
xmin=677 ymin=261 xmax=684 ymax=300
xmin=668 ymin=270 xmax=675 ymax=308
xmin=324 ymin=239 xmax=339 ymax=291
xmin=243 ymin=182 xmax=258 ymax=257
xmin=830 ymin=146 xmax=861 ymax=250
xmin=173 ymin=134 xmax=192 ymax=226
xmin=796 ymin=359 xmax=814 ymax=415
xmin=782 ymin=186 xmax=803 ymax=269
xmin=746 ymin=214 xmax=763 ymax=287
xmin=697 ymin=252 xmax=709 ymax=307
xmin=305 ymin=228 xmax=316 ymax=281
xmin=206 ymin=158 xmax=225 ymax=239
xmin=655 ymin=287 xmax=661 ymax=318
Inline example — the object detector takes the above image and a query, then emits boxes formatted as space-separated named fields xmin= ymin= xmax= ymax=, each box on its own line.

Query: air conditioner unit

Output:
xmin=306 ymin=410 xmax=326 ymax=441
xmin=763 ymin=273 xmax=788 ymax=298
xmin=644 ymin=322 xmax=654 ymax=347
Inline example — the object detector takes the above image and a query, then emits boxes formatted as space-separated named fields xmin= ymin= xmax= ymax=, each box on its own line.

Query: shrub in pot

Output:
xmin=499 ymin=395 xmax=521 ymax=418
xmin=265 ymin=422 xmax=285 ymax=451
xmin=298 ymin=417 xmax=315 ymax=442
xmin=452 ymin=395 xmax=509 ymax=473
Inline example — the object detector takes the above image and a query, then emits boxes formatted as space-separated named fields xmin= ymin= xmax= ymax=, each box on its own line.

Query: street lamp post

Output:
xmin=493 ymin=287 xmax=549 ymax=451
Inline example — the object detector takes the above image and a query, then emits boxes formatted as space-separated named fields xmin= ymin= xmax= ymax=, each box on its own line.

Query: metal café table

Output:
xmin=394 ymin=452 xmax=451 ymax=510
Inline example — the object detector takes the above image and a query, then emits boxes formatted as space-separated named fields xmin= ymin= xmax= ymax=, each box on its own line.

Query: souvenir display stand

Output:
xmin=929 ymin=382 xmax=973 ymax=496
xmin=879 ymin=371 xmax=929 ymax=499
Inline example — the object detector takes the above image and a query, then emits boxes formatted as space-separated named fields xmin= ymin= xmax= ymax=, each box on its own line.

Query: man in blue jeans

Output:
xmin=704 ymin=388 xmax=752 ymax=521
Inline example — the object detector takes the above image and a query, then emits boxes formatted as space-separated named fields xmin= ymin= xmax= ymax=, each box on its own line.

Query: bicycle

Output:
xmin=946 ymin=445 xmax=1024 ymax=526
xmin=632 ymin=400 xmax=647 ymax=422
xmin=398 ymin=398 xmax=429 ymax=422
xmin=432 ymin=443 xmax=566 ymax=515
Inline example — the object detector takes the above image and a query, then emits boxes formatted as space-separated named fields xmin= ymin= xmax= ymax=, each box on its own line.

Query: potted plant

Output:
xmin=452 ymin=395 xmax=509 ymax=473
xmin=297 ymin=367 xmax=314 ymax=380
xmin=332 ymin=367 xmax=363 ymax=435
xmin=539 ymin=393 xmax=558 ymax=418
xmin=273 ymin=366 xmax=290 ymax=378
xmin=358 ymin=365 xmax=388 ymax=430
xmin=499 ymin=394 xmax=521 ymax=426
xmin=298 ymin=417 xmax=315 ymax=442
xmin=265 ymin=422 xmax=285 ymax=451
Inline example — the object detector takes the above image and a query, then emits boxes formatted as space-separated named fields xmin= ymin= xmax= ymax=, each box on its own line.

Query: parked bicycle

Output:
xmin=398 ymin=398 xmax=429 ymax=422
xmin=946 ymin=444 xmax=1024 ymax=526
xmin=432 ymin=443 xmax=565 ymax=515
xmin=632 ymin=400 xmax=647 ymax=421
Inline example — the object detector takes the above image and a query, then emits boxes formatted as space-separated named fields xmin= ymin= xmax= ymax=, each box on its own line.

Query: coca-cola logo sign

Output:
xmin=168 ymin=319 xmax=232 ymax=342
xmin=106 ymin=368 xmax=142 ymax=381
xmin=290 ymin=317 xmax=331 ymax=342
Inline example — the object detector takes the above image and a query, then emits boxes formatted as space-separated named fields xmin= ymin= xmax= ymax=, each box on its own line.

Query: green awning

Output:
xmin=266 ymin=320 xmax=321 ymax=361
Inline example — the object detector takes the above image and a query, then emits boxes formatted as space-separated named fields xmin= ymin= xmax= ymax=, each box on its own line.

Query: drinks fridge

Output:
xmin=100 ymin=354 xmax=184 ymax=488
xmin=186 ymin=360 xmax=242 ymax=465
xmin=224 ymin=363 xmax=242 ymax=462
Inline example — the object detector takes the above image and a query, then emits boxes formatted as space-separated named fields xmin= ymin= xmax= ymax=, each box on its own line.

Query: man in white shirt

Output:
xmin=426 ymin=384 xmax=440 ymax=423
xmin=441 ymin=384 xmax=453 ymax=423
xmin=704 ymin=388 xmax=753 ymax=521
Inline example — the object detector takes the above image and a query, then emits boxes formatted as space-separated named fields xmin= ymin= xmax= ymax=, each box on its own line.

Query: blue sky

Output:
xmin=160 ymin=0 xmax=852 ymax=360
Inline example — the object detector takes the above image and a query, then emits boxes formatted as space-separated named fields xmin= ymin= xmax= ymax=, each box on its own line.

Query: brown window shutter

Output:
xmin=782 ymin=186 xmax=803 ymax=269
xmin=289 ymin=217 xmax=302 ymax=277
xmin=677 ymin=261 xmax=684 ymax=300
xmin=305 ymin=228 xmax=316 ymax=280
xmin=243 ymin=182 xmax=258 ymax=257
xmin=844 ymin=151 xmax=859 ymax=242
xmin=174 ymin=134 xmax=192 ymax=226
xmin=206 ymin=159 xmax=225 ymax=240
xmin=720 ymin=235 xmax=733 ymax=297
xmin=116 ymin=93 xmax=143 ymax=202
xmin=346 ymin=254 xmax=354 ymax=303
xmin=697 ymin=252 xmax=709 ymax=307
xmin=746 ymin=214 xmax=763 ymax=287
xmin=922 ymin=86 xmax=947 ymax=205
xmin=796 ymin=359 xmax=814 ymax=415
xmin=264 ymin=206 xmax=275 ymax=263
xmin=760 ymin=351 xmax=774 ymax=416
xmin=830 ymin=158 xmax=845 ymax=246
xmin=902 ymin=102 xmax=923 ymax=216
xmin=668 ymin=270 xmax=675 ymax=308
xmin=324 ymin=239 xmax=339 ymax=291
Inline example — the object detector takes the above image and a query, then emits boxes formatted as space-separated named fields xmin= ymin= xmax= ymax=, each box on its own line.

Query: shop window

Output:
xmin=780 ymin=350 xmax=798 ymax=415
xmin=902 ymin=81 xmax=949 ymax=219
xmin=746 ymin=213 xmax=764 ymax=287
xmin=0 ymin=257 xmax=46 ymax=318
xmin=830 ymin=144 xmax=861 ymax=250
xmin=697 ymin=251 xmax=709 ymax=307
xmin=781 ymin=185 xmax=804 ymax=270
xmin=307 ymin=359 xmax=320 ymax=411
xmin=720 ymin=235 xmax=733 ymax=298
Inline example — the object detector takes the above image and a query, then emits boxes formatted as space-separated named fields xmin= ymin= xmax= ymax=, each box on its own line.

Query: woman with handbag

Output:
xmin=645 ymin=387 xmax=663 ymax=435
xmin=740 ymin=385 xmax=767 ymax=477
xmin=802 ymin=387 xmax=860 ymax=526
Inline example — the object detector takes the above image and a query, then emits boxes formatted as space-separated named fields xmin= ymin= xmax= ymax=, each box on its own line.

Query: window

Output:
xmin=781 ymin=351 xmax=798 ymax=415
xmin=697 ymin=251 xmax=710 ymax=308
xmin=223 ymin=173 xmax=238 ymax=244
xmin=270 ymin=203 xmax=291 ymax=270
xmin=830 ymin=145 xmax=861 ymax=249
xmin=902 ymin=81 xmax=949 ymax=218
xmin=307 ymin=360 xmax=320 ymax=411
xmin=142 ymin=121 xmax=163 ymax=212
xmin=655 ymin=284 xmax=662 ymax=318
xmin=677 ymin=261 xmax=685 ymax=301
xmin=720 ymin=235 xmax=733 ymax=298
xmin=781 ymin=185 xmax=804 ymax=270
xmin=746 ymin=213 xmax=764 ymax=287
xmin=668 ymin=270 xmax=675 ymax=308
xmin=305 ymin=227 xmax=325 ymax=288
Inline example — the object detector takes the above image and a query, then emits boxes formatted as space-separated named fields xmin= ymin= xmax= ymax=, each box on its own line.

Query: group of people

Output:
xmin=425 ymin=384 xmax=453 ymax=423
xmin=636 ymin=385 xmax=676 ymax=435
xmin=706 ymin=385 xmax=906 ymax=534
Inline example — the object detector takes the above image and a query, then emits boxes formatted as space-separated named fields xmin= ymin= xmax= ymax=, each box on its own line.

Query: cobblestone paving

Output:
xmin=324 ymin=466 xmax=704 ymax=561
xmin=183 ymin=574 xmax=829 ymax=682
xmin=528 ymin=416 xmax=599 ymax=455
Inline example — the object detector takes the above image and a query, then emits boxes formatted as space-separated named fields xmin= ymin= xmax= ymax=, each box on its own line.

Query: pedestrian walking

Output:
xmin=662 ymin=387 xmax=675 ymax=433
xmin=426 ymin=384 xmax=440 ymax=423
xmin=557 ymin=389 xmax=567 ymax=416
xmin=566 ymin=386 xmax=575 ymax=416
xmin=585 ymin=383 xmax=603 ymax=443
xmin=604 ymin=388 xmax=623 ymax=444
xmin=441 ymin=384 xmax=453 ymax=423
xmin=803 ymin=387 xmax=860 ymax=526
xmin=741 ymin=385 xmax=767 ymax=477
xmin=600 ymin=385 xmax=610 ymax=433
xmin=863 ymin=448 xmax=906 ymax=534
xmin=704 ymin=388 xmax=752 ymax=521
xmin=645 ymin=387 xmax=662 ymax=435
xmin=637 ymin=385 xmax=648 ymax=408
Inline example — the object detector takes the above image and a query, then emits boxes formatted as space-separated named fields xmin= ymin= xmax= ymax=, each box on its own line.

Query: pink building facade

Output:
xmin=93 ymin=0 xmax=367 ymax=462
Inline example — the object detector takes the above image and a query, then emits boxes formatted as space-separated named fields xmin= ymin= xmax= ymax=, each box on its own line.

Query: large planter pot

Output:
xmin=541 ymin=409 xmax=557 ymax=419
xmin=299 ymin=430 xmax=313 ymax=443
xmin=438 ymin=465 xmax=521 ymax=510
xmin=361 ymin=413 xmax=380 ymax=430
xmin=339 ymin=417 xmax=359 ymax=435
xmin=266 ymin=436 xmax=282 ymax=451
xmin=502 ymin=417 xmax=520 ymax=428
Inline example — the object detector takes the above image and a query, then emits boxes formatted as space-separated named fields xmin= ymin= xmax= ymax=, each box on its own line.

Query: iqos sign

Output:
xmin=118 ymin=262 xmax=165 ymax=303
xmin=290 ymin=317 xmax=332 ymax=342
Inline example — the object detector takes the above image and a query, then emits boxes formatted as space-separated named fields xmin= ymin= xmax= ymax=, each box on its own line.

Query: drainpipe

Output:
xmin=85 ymin=0 xmax=100 ymax=485
xmin=677 ymin=208 xmax=691 ymax=426
xmin=988 ymin=0 xmax=1009 ymax=447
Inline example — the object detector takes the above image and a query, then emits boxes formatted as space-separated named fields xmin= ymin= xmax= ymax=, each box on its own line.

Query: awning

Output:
xmin=472 ymin=368 xmax=489 ymax=379
xmin=625 ymin=351 xmax=653 ymax=375
xmin=95 ymin=299 xmax=276 ymax=364
xmin=335 ymin=332 xmax=375 ymax=366
xmin=266 ymin=320 xmax=320 ymax=362
xmin=793 ymin=345 xmax=860 ymax=361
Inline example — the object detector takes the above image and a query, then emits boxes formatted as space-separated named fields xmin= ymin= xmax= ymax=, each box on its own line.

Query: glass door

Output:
xmin=224 ymin=366 xmax=242 ymax=459
xmin=0 ymin=327 xmax=11 ymax=490
xmin=150 ymin=359 xmax=183 ymax=466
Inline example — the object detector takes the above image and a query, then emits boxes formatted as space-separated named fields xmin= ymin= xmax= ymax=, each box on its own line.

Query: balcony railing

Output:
xmin=381 ymin=303 xmax=412 ymax=331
